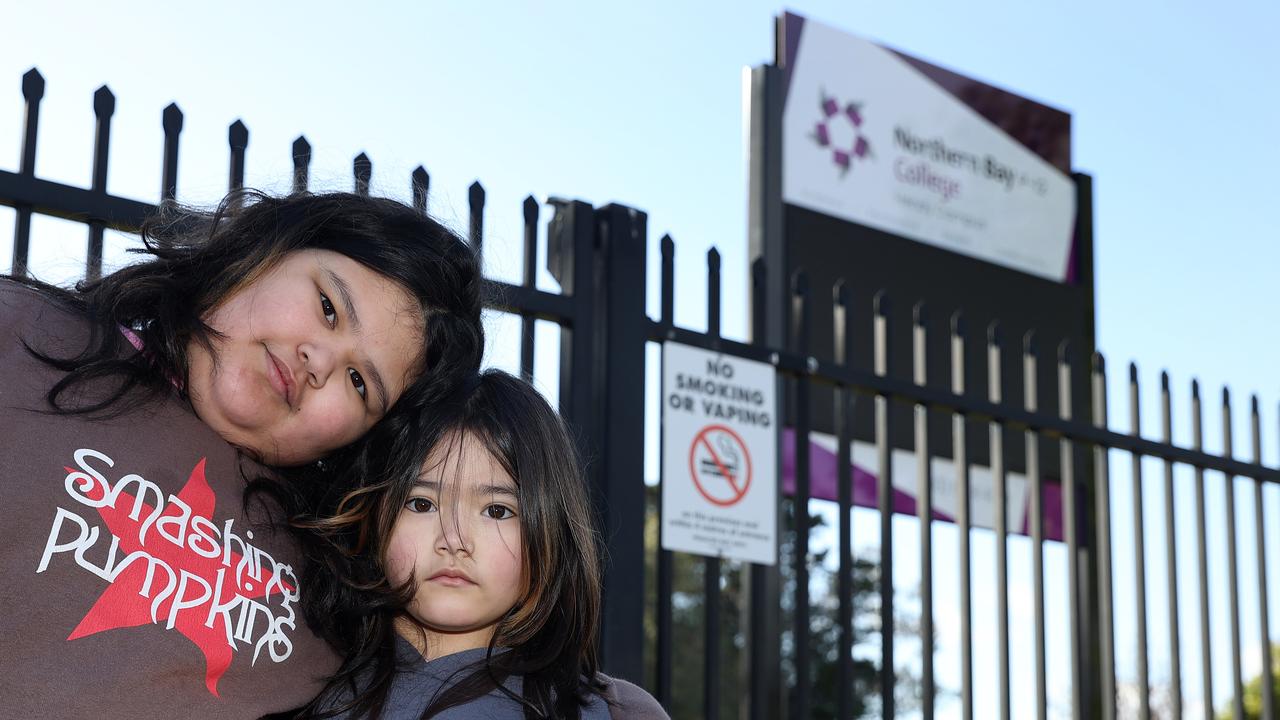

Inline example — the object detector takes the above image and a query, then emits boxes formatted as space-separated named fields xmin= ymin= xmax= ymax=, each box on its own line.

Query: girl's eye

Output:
xmin=348 ymin=368 xmax=367 ymax=398
xmin=406 ymin=497 xmax=435 ymax=513
xmin=484 ymin=504 xmax=516 ymax=520
xmin=319 ymin=292 xmax=337 ymax=326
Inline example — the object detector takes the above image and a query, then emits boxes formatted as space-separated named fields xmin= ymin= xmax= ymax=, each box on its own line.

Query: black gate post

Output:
xmin=592 ymin=203 xmax=649 ymax=682
xmin=548 ymin=197 xmax=649 ymax=683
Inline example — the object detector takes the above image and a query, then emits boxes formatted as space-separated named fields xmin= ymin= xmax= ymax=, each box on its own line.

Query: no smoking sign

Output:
xmin=661 ymin=342 xmax=777 ymax=565
xmin=689 ymin=425 xmax=751 ymax=506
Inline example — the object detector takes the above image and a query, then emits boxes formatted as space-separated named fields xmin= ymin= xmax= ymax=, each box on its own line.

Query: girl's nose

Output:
xmin=298 ymin=341 xmax=336 ymax=387
xmin=435 ymin=515 xmax=474 ymax=556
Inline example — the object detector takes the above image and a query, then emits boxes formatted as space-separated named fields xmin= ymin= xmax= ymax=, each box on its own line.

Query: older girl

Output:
xmin=0 ymin=190 xmax=483 ymax=718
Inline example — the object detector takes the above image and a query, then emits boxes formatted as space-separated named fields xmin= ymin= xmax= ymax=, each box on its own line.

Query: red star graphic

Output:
xmin=66 ymin=458 xmax=294 ymax=697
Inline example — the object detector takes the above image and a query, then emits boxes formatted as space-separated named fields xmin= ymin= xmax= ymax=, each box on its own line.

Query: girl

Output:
xmin=0 ymin=190 xmax=483 ymax=718
xmin=288 ymin=370 xmax=666 ymax=719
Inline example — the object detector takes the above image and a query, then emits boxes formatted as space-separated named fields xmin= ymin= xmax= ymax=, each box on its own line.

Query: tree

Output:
xmin=1217 ymin=644 xmax=1279 ymax=720
xmin=643 ymin=488 xmax=934 ymax=719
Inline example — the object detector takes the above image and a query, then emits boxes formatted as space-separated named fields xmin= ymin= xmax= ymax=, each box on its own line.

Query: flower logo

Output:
xmin=811 ymin=90 xmax=872 ymax=176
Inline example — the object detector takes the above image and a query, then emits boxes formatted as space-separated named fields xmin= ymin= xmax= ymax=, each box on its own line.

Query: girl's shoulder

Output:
xmin=0 ymin=277 xmax=85 ymax=341
xmin=596 ymin=674 xmax=669 ymax=720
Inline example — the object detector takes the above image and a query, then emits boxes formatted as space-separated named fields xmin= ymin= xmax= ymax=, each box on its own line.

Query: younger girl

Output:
xmin=291 ymin=370 xmax=666 ymax=719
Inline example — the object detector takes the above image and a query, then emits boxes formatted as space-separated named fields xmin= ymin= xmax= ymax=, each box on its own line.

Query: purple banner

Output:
xmin=780 ymin=429 xmax=1067 ymax=542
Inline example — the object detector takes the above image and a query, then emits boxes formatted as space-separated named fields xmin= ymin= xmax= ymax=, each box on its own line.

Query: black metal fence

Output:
xmin=4 ymin=69 xmax=1276 ymax=720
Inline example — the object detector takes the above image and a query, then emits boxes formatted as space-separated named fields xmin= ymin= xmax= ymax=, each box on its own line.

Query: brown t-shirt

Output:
xmin=0 ymin=280 xmax=338 ymax=718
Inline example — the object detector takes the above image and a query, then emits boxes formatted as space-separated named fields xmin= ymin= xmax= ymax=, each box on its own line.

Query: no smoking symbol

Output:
xmin=688 ymin=424 xmax=752 ymax=506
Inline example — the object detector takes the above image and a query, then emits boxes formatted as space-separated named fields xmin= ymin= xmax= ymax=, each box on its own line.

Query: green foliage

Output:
xmin=1217 ymin=644 xmax=1279 ymax=720
xmin=643 ymin=489 xmax=932 ymax=719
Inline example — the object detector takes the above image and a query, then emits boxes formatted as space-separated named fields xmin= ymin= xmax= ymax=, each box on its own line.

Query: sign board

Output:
xmin=750 ymin=12 xmax=1095 ymax=485
xmin=661 ymin=342 xmax=777 ymax=565
xmin=780 ymin=12 xmax=1076 ymax=283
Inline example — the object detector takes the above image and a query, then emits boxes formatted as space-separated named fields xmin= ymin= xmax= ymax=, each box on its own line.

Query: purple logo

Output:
xmin=811 ymin=90 xmax=872 ymax=176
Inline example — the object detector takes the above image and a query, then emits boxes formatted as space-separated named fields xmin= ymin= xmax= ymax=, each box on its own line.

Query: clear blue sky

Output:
xmin=2 ymin=2 xmax=1276 ymax=718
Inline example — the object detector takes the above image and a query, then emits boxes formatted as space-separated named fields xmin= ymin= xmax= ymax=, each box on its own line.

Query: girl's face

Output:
xmin=187 ymin=249 xmax=424 ymax=466
xmin=387 ymin=432 xmax=525 ymax=657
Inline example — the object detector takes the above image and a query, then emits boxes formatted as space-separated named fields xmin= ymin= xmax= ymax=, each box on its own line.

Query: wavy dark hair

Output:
xmin=281 ymin=370 xmax=606 ymax=720
xmin=10 ymin=189 xmax=484 ymax=467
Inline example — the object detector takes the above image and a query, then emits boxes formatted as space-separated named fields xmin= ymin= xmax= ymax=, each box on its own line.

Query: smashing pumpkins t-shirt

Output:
xmin=0 ymin=280 xmax=338 ymax=718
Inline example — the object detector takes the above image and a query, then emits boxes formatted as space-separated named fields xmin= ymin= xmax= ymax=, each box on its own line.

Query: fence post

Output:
xmin=549 ymin=199 xmax=648 ymax=682
xmin=592 ymin=202 xmax=649 ymax=683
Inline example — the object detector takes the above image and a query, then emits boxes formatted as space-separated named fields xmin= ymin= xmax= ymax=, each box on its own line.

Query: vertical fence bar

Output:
xmin=12 ymin=69 xmax=44 ymax=277
xmin=518 ymin=197 xmax=538 ymax=382
xmin=1192 ymin=380 xmax=1214 ymax=720
xmin=748 ymin=257 xmax=780 ymax=720
xmin=353 ymin=153 xmax=371 ymax=196
xmin=1025 ymin=332 xmax=1047 ymax=720
xmin=1060 ymin=342 xmax=1081 ymax=720
xmin=1161 ymin=372 xmax=1184 ymax=720
xmin=1130 ymin=363 xmax=1152 ymax=720
xmin=874 ymin=291 xmax=896 ymax=720
xmin=1093 ymin=355 xmax=1117 ymax=720
xmin=1224 ymin=388 xmax=1245 ymax=720
xmin=411 ymin=166 xmax=429 ymax=216
xmin=1251 ymin=396 xmax=1275 ymax=720
xmin=791 ymin=270 xmax=812 ymax=720
xmin=290 ymin=136 xmax=311 ymax=194
xmin=953 ymin=313 xmax=972 ymax=720
xmin=161 ymin=103 xmax=183 ymax=203
xmin=469 ymin=181 xmax=485 ymax=262
xmin=990 ymin=322 xmax=1011 ymax=720
xmin=913 ymin=302 xmax=934 ymax=720
xmin=227 ymin=120 xmax=248 ymax=201
xmin=655 ymin=234 xmax=675 ymax=712
xmin=834 ymin=280 xmax=854 ymax=720
xmin=703 ymin=247 xmax=723 ymax=720
xmin=86 ymin=86 xmax=114 ymax=282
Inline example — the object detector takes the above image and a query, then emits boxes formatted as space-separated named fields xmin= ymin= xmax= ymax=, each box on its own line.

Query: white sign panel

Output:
xmin=661 ymin=342 xmax=777 ymax=565
xmin=781 ymin=15 xmax=1077 ymax=282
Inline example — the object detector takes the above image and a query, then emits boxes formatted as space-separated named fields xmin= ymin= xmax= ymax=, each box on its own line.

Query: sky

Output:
xmin=2 ymin=2 xmax=1276 ymax=718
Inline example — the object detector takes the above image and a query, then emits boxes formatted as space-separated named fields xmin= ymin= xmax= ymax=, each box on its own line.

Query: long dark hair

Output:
xmin=11 ymin=189 xmax=483 ymax=466
xmin=286 ymin=371 xmax=606 ymax=719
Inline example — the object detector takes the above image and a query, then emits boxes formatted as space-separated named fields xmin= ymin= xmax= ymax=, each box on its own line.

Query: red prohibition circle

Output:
xmin=688 ymin=424 xmax=752 ymax=507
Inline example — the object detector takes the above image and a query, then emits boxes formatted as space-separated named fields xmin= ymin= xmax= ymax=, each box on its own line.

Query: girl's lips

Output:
xmin=265 ymin=348 xmax=294 ymax=408
xmin=427 ymin=570 xmax=476 ymax=587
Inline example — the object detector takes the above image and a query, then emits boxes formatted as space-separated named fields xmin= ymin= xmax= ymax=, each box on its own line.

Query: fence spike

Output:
xmin=353 ymin=152 xmax=372 ymax=195
xmin=291 ymin=136 xmax=311 ymax=193
xmin=161 ymin=103 xmax=184 ymax=202
xmin=227 ymin=120 xmax=249 ymax=196
xmin=92 ymin=85 xmax=116 ymax=118
xmin=874 ymin=289 xmax=890 ymax=317
xmin=292 ymin=136 xmax=311 ymax=161
xmin=469 ymin=181 xmax=485 ymax=257
xmin=228 ymin=120 xmax=249 ymax=149
xmin=21 ymin=67 xmax=45 ymax=101
xmin=411 ymin=166 xmax=429 ymax=214
xmin=791 ymin=268 xmax=808 ymax=296
xmin=162 ymin=103 xmax=184 ymax=133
